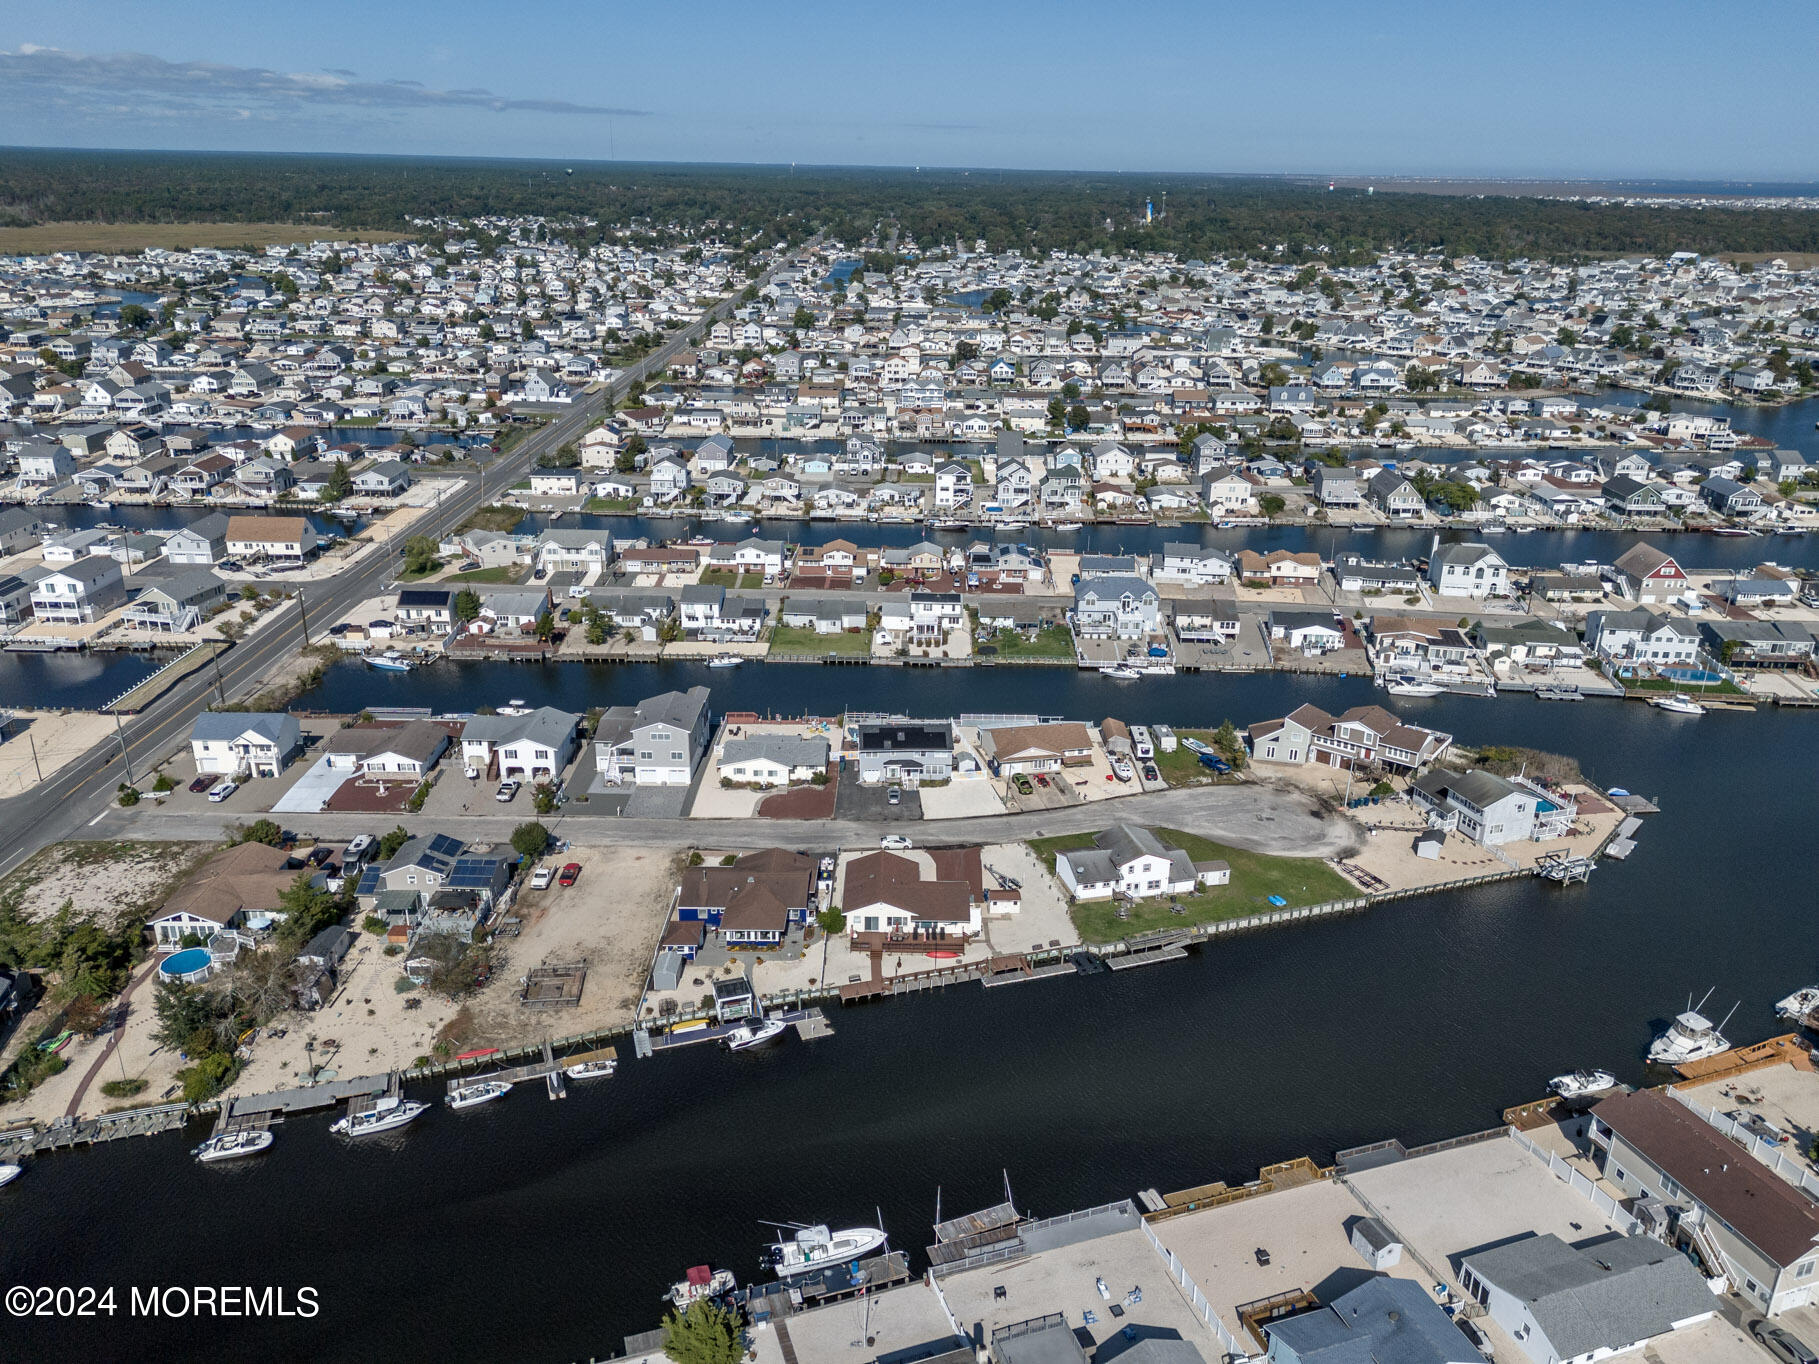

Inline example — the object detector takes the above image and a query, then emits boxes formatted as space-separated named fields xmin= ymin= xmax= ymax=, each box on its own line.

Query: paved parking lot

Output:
xmin=833 ymin=777 xmax=921 ymax=822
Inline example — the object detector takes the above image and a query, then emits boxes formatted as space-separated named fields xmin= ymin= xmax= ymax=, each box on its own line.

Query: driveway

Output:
xmin=835 ymin=778 xmax=922 ymax=823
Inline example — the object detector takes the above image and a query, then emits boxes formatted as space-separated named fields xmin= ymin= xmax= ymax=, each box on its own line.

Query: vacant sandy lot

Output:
xmin=0 ymin=839 xmax=215 ymax=929
xmin=0 ymin=710 xmax=117 ymax=799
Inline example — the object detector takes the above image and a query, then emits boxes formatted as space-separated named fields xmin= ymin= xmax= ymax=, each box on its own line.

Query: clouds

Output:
xmin=0 ymin=43 xmax=650 ymax=123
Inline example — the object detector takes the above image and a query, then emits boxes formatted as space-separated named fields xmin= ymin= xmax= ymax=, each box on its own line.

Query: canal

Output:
xmin=2 ymin=673 xmax=1810 ymax=1361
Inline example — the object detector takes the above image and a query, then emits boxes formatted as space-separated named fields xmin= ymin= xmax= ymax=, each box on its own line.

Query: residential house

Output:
xmin=1268 ymin=609 xmax=1345 ymax=653
xmin=675 ymin=849 xmax=817 ymax=947
xmin=1310 ymin=465 xmax=1363 ymax=508
xmin=853 ymin=720 xmax=954 ymax=785
xmin=29 ymin=558 xmax=125 ymax=624
xmin=1234 ymin=549 xmax=1322 ymax=587
xmin=1073 ymin=576 xmax=1161 ymax=639
xmin=1249 ymin=703 xmax=1452 ymax=772
xmin=1429 ymin=542 xmax=1510 ymax=598
xmin=1053 ymin=824 xmax=1229 ymax=902
xmin=459 ymin=707 xmax=580 ymax=782
xmin=594 ymin=687 xmax=712 ymax=787
xmin=1368 ymin=469 xmax=1425 ymax=518
xmin=1410 ymin=767 xmax=1576 ymax=846
xmin=1583 ymin=609 xmax=1701 ymax=665
xmin=977 ymin=721 xmax=1095 ymax=776
xmin=189 ymin=711 xmax=302 ymax=778
xmin=1151 ymin=543 xmax=1233 ymax=586
xmin=146 ymin=842 xmax=297 ymax=948
xmin=1264 ymin=1276 xmax=1483 ymax=1364
xmin=1614 ymin=543 xmax=1687 ymax=603
xmin=224 ymin=515 xmax=318 ymax=564
xmin=716 ymin=735 xmax=829 ymax=787
xmin=123 ymin=568 xmax=226 ymax=632
xmin=843 ymin=847 xmax=985 ymax=940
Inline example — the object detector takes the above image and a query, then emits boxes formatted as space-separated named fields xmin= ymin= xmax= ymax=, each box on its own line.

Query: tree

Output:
xmin=453 ymin=588 xmax=481 ymax=623
xmin=532 ymin=783 xmax=557 ymax=816
xmin=119 ymin=302 xmax=152 ymax=331
xmin=661 ymin=1299 xmax=743 ymax=1364
xmin=1258 ymin=493 xmax=1286 ymax=518
xmin=150 ymin=978 xmax=221 ymax=1052
xmin=402 ymin=535 xmax=440 ymax=576
xmin=230 ymin=818 xmax=284 ymax=847
xmin=534 ymin=609 xmax=555 ymax=641
xmin=538 ymin=442 xmax=580 ymax=469
xmin=376 ymin=825 xmax=411 ymax=861
xmin=1066 ymin=403 xmax=1090 ymax=432
xmin=791 ymin=306 xmax=814 ymax=331
xmin=1257 ymin=362 xmax=1288 ymax=389
xmin=277 ymin=872 xmax=343 ymax=941
xmin=1212 ymin=720 xmax=1247 ymax=769
xmin=511 ymin=822 xmax=551 ymax=861
xmin=1403 ymin=364 xmax=1440 ymax=393
xmin=816 ymin=907 xmax=846 ymax=936
xmin=320 ymin=460 xmax=354 ymax=503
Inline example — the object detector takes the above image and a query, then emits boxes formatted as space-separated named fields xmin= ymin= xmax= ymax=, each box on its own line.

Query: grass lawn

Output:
xmin=398 ymin=561 xmax=444 ymax=582
xmin=769 ymin=624 xmax=871 ymax=655
xmin=976 ymin=623 xmax=1075 ymax=660
xmin=447 ymin=564 xmax=524 ymax=584
xmin=1149 ymin=731 xmax=1247 ymax=786
xmin=1621 ymin=676 xmax=1747 ymax=697
xmin=0 ymin=221 xmax=410 ymax=252
xmin=583 ymin=497 xmax=639 ymax=513
xmin=1028 ymin=827 xmax=1354 ymax=944
xmin=459 ymin=504 xmax=526 ymax=534
xmin=699 ymin=569 xmax=764 ymax=589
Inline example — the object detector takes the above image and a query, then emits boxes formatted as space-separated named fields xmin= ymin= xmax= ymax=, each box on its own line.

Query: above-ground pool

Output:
xmin=158 ymin=947 xmax=214 ymax=984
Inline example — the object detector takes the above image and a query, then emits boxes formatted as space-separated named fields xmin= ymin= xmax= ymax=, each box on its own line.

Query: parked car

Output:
xmin=1753 ymin=1322 xmax=1819 ymax=1364
xmin=1142 ymin=763 xmax=1160 ymax=783
xmin=879 ymin=834 xmax=913 ymax=851
xmin=207 ymin=781 xmax=238 ymax=803
xmin=1197 ymin=752 xmax=1232 ymax=774
xmin=1035 ymin=774 xmax=1050 ymax=787
xmin=530 ymin=865 xmax=554 ymax=890
xmin=189 ymin=775 xmax=216 ymax=793
xmin=495 ymin=780 xmax=520 ymax=803
xmin=887 ymin=784 xmax=901 ymax=806
xmin=345 ymin=834 xmax=374 ymax=863
xmin=1013 ymin=775 xmax=1034 ymax=795
xmin=558 ymin=863 xmax=582 ymax=887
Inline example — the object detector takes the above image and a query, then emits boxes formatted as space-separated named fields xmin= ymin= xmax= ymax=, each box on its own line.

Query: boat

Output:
xmin=446 ymin=1080 xmax=512 ymax=1110
xmin=1383 ymin=675 xmax=1445 ymax=697
xmin=1513 ymin=524 xmax=1537 ymax=534
xmin=665 ymin=1266 xmax=738 ymax=1307
xmin=1051 ymin=522 xmax=1085 ymax=532
xmin=0 ymin=1163 xmax=22 ymax=1188
xmin=1650 ymin=693 xmax=1704 ymax=715
xmin=1647 ymin=991 xmax=1737 ymax=1066
xmin=708 ymin=653 xmax=743 ymax=669
xmin=1481 ymin=523 xmax=1507 ymax=534
xmin=1548 ymin=1069 xmax=1618 ymax=1102
xmin=1099 ymin=664 xmax=1141 ymax=680
xmin=193 ymin=1129 xmax=274 ymax=1163
xmin=1535 ymin=685 xmax=1585 ymax=702
xmin=365 ymin=650 xmax=413 ymax=673
xmin=1707 ymin=526 xmax=1756 ymax=537
xmin=1776 ymin=987 xmax=1819 ymax=1026
xmin=330 ymin=1095 xmax=429 ymax=1137
xmin=761 ymin=1222 xmax=889 ymax=1279
xmin=725 ymin=1017 xmax=789 ymax=1052
xmin=565 ymin=1058 xmax=618 ymax=1080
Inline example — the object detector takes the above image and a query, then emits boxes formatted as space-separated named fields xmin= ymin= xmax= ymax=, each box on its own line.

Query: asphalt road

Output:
xmin=0 ymin=246 xmax=808 ymax=875
xmin=95 ymin=783 xmax=1361 ymax=859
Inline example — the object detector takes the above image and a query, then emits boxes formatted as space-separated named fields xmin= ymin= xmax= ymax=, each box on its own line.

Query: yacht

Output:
xmin=331 ymin=1095 xmax=428 ymax=1137
xmin=1548 ymin=1069 xmax=1618 ymax=1102
xmin=1650 ymin=693 xmax=1704 ymax=715
xmin=708 ymin=653 xmax=743 ymax=669
xmin=193 ymin=1129 xmax=274 ymax=1163
xmin=565 ymin=1058 xmax=618 ymax=1080
xmin=725 ymin=1017 xmax=789 ymax=1052
xmin=0 ymin=1162 xmax=23 ymax=1188
xmin=1647 ymin=991 xmax=1736 ymax=1066
xmin=446 ymin=1081 xmax=512 ymax=1110
xmin=1099 ymin=664 xmax=1141 ymax=680
xmin=761 ymin=1222 xmax=889 ymax=1279
xmin=1776 ymin=986 xmax=1819 ymax=1027
xmin=365 ymin=650 xmax=413 ymax=674
xmin=1383 ymin=675 xmax=1445 ymax=698
xmin=665 ymin=1266 xmax=737 ymax=1307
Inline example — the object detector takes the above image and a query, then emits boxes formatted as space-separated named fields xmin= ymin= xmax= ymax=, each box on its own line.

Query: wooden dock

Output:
xmin=739 ymin=1251 xmax=912 ymax=1324
xmin=225 ymin=1071 xmax=393 ymax=1119
xmin=1106 ymin=942 xmax=1188 ymax=970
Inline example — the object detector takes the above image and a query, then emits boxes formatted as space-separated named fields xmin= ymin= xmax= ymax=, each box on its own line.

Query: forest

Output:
xmin=4 ymin=147 xmax=1819 ymax=263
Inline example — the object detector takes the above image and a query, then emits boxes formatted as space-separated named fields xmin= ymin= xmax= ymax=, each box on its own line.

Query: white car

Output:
xmin=207 ymin=781 xmax=238 ymax=803
xmin=879 ymin=834 xmax=913 ymax=851
xmin=530 ymin=865 xmax=554 ymax=891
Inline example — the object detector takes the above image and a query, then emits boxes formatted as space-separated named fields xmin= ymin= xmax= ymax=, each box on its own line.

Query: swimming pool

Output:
xmin=158 ymin=947 xmax=214 ymax=984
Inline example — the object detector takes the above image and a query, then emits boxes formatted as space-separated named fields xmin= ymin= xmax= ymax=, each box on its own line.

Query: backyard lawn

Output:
xmin=444 ymin=564 xmax=524 ymax=584
xmin=699 ymin=569 xmax=765 ymax=589
xmin=768 ymin=624 xmax=872 ymax=656
xmin=1151 ymin=730 xmax=1246 ymax=786
xmin=1028 ymin=827 xmax=1355 ymax=943
xmin=976 ymin=623 xmax=1075 ymax=660
xmin=583 ymin=497 xmax=639 ymax=513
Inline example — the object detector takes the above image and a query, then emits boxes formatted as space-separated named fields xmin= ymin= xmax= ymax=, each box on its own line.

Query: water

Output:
xmin=1 ymin=687 xmax=1810 ymax=1361
xmin=0 ymin=649 xmax=161 ymax=711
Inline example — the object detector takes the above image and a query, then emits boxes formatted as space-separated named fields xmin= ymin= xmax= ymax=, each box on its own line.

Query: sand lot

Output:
xmin=0 ymin=710 xmax=119 ymax=798
xmin=0 ymin=839 xmax=215 ymax=929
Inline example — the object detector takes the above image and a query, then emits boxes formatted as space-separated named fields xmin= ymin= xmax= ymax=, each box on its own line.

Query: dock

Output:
xmin=738 ymin=1250 xmax=912 ymax=1325
xmin=0 ymin=1102 xmax=191 ymax=1157
xmin=1106 ymin=937 xmax=1189 ymax=970
xmin=644 ymin=1007 xmax=829 ymax=1053
xmin=446 ymin=1039 xmax=578 ymax=1097
xmin=225 ymin=1070 xmax=394 ymax=1119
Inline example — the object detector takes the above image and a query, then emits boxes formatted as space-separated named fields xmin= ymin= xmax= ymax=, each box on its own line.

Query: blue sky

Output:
xmin=2 ymin=1 xmax=1816 ymax=178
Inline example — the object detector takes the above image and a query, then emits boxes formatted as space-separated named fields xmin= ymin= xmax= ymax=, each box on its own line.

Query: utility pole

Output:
xmin=297 ymin=590 xmax=312 ymax=648
xmin=27 ymin=731 xmax=42 ymax=783
xmin=112 ymin=710 xmax=134 ymax=788
xmin=211 ymin=644 xmax=227 ymax=706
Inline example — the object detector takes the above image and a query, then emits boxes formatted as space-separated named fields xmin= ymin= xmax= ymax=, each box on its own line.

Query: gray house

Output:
xmin=165 ymin=513 xmax=231 ymax=566
xmin=853 ymin=720 xmax=953 ymax=785
xmin=1310 ymin=465 xmax=1362 ymax=507
xmin=593 ymin=687 xmax=710 ymax=787
xmin=1264 ymin=1275 xmax=1480 ymax=1364
xmin=1073 ymin=575 xmax=1160 ymax=639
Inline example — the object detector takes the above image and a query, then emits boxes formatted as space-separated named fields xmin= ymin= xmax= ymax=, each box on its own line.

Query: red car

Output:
xmin=189 ymin=775 xmax=216 ymax=793
xmin=557 ymin=863 xmax=582 ymax=887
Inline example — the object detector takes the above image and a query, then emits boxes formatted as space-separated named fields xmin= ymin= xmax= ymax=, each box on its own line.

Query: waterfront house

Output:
xmin=676 ymin=849 xmax=816 ymax=946
xmin=0 ymin=575 xmax=36 ymax=626
xmin=1233 ymin=550 xmax=1321 ymax=588
xmin=0 ymin=508 xmax=47 ymax=556
xmin=147 ymin=842 xmax=296 ymax=948
xmin=1409 ymin=767 xmax=1575 ymax=846
xmin=1367 ymin=469 xmax=1425 ymax=518
xmin=716 ymin=734 xmax=829 ymax=787
xmin=977 ymin=722 xmax=1095 ymax=776
xmin=843 ymin=847 xmax=984 ymax=940
xmin=1199 ymin=466 xmax=1259 ymax=515
xmin=459 ymin=707 xmax=580 ymax=782
xmin=29 ymin=558 xmax=126 ymax=624
xmin=1073 ymin=576 xmax=1161 ymax=639
xmin=1310 ymin=465 xmax=1362 ymax=508
xmin=1152 ymin=543 xmax=1233 ymax=586
xmin=1613 ymin=543 xmax=1687 ymax=603
xmin=352 ymin=719 xmax=450 ymax=778
xmin=1602 ymin=475 xmax=1668 ymax=518
xmin=534 ymin=529 xmax=614 ymax=575
xmin=1590 ymin=1088 xmax=1819 ymax=1316
xmin=1249 ymin=703 xmax=1451 ymax=773
xmin=354 ymin=832 xmax=467 ymax=908
xmin=1583 ymin=609 xmax=1700 ymax=665
xmin=853 ymin=720 xmax=954 ymax=785
xmin=224 ymin=514 xmax=318 ymax=565
xmin=1053 ymin=824 xmax=1227 ymax=903
xmin=189 ymin=712 xmax=302 ymax=779
xmin=1268 ymin=609 xmax=1345 ymax=653
xmin=1264 ymin=1276 xmax=1484 ymax=1364
xmin=1700 ymin=476 xmax=1764 ymax=517
xmin=1428 ymin=542 xmax=1509 ymax=598
xmin=1332 ymin=554 xmax=1422 ymax=594
xmin=935 ymin=461 xmax=974 ymax=509
xmin=593 ymin=687 xmax=711 ymax=787
xmin=1460 ymin=1232 xmax=1715 ymax=1364
xmin=123 ymin=568 xmax=226 ymax=633
xmin=395 ymin=587 xmax=454 ymax=629
xmin=1699 ymin=619 xmax=1815 ymax=667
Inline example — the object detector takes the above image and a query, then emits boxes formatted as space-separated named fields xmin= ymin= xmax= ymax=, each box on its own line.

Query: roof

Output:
xmin=461 ymin=706 xmax=579 ymax=752
xmin=155 ymin=842 xmax=296 ymax=927
xmin=224 ymin=514 xmax=312 ymax=545
xmin=1412 ymin=767 xmax=1520 ymax=809
xmin=1614 ymin=542 xmax=1680 ymax=579
xmin=718 ymin=734 xmax=829 ymax=771
xmin=1593 ymin=1089 xmax=1819 ymax=1267
xmin=1264 ymin=1275 xmax=1471 ymax=1364
xmin=190 ymin=711 xmax=298 ymax=747
xmin=1432 ymin=541 xmax=1504 ymax=567
xmin=979 ymin=722 xmax=1093 ymax=763
xmin=844 ymin=850 xmax=974 ymax=923
xmin=1462 ymin=1232 xmax=1713 ymax=1358
xmin=362 ymin=719 xmax=450 ymax=766
xmin=856 ymin=721 xmax=952 ymax=754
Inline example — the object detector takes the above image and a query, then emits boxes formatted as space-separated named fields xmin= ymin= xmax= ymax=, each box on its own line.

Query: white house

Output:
xmin=1428 ymin=541 xmax=1509 ymax=597
xmin=593 ymin=687 xmax=711 ymax=787
xmin=459 ymin=706 xmax=579 ymax=781
xmin=716 ymin=734 xmax=829 ymax=787
xmin=29 ymin=559 xmax=126 ymax=624
xmin=1409 ymin=767 xmax=1575 ymax=846
xmin=1053 ymin=824 xmax=1228 ymax=902
xmin=189 ymin=712 xmax=302 ymax=779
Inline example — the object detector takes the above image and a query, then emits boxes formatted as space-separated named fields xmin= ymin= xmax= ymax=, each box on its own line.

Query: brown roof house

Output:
xmin=841 ymin=847 xmax=984 ymax=941
xmin=674 ymin=849 xmax=816 ymax=948
xmin=148 ymin=843 xmax=297 ymax=949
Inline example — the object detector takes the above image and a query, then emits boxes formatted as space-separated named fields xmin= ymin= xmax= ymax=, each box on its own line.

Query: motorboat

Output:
xmin=1707 ymin=526 xmax=1756 ymax=537
xmin=761 ymin=1222 xmax=889 ymax=1279
xmin=1099 ymin=664 xmax=1141 ymax=680
xmin=193 ymin=1129 xmax=274 ymax=1163
xmin=331 ymin=1095 xmax=429 ymax=1137
xmin=365 ymin=650 xmax=414 ymax=673
xmin=725 ymin=1017 xmax=789 ymax=1052
xmin=1383 ymin=675 xmax=1445 ymax=697
xmin=1647 ymin=991 xmax=1737 ymax=1066
xmin=1051 ymin=522 xmax=1085 ymax=532
xmin=1776 ymin=986 xmax=1819 ymax=1026
xmin=708 ymin=654 xmax=743 ymax=669
xmin=0 ymin=1162 xmax=23 ymax=1188
xmin=446 ymin=1081 xmax=512 ymax=1110
xmin=565 ymin=1058 xmax=618 ymax=1080
xmin=665 ymin=1266 xmax=737 ymax=1307
xmin=1650 ymin=693 xmax=1704 ymax=715
xmin=1548 ymin=1069 xmax=1618 ymax=1102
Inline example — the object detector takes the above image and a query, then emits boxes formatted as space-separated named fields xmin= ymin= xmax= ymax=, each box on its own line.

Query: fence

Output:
xmin=1667 ymin=1086 xmax=1819 ymax=1201
xmin=1139 ymin=1216 xmax=1247 ymax=1360
xmin=1507 ymin=1126 xmax=1641 ymax=1233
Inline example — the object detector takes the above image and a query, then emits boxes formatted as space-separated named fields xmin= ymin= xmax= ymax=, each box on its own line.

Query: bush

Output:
xmin=383 ymin=944 xmax=403 ymax=956
xmin=178 ymin=1051 xmax=238 ymax=1104
xmin=117 ymin=784 xmax=140 ymax=806
xmin=406 ymin=780 xmax=430 ymax=813
xmin=510 ymin=822 xmax=550 ymax=860
xmin=151 ymin=773 xmax=177 ymax=794
xmin=100 ymin=1077 xmax=148 ymax=1099
xmin=363 ymin=914 xmax=389 ymax=936
xmin=393 ymin=976 xmax=417 ymax=993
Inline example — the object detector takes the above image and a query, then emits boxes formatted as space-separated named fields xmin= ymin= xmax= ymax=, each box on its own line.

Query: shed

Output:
xmin=1349 ymin=1215 xmax=1403 ymax=1270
